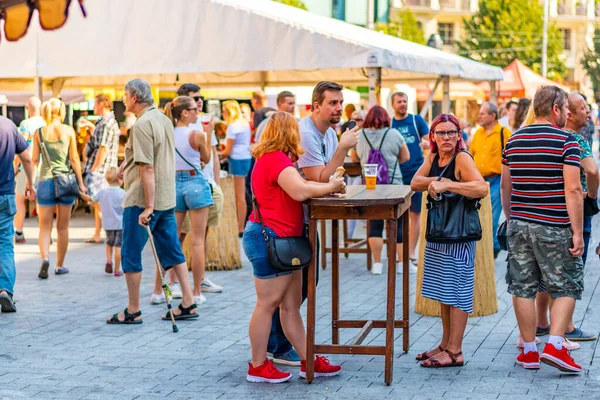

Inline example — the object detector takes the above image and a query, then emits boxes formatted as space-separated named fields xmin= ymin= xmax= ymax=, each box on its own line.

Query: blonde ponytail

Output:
xmin=162 ymin=96 xmax=195 ymax=127
xmin=41 ymin=98 xmax=66 ymax=124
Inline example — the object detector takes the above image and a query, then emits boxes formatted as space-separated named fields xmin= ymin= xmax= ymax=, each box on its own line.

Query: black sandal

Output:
xmin=416 ymin=345 xmax=444 ymax=361
xmin=107 ymin=308 xmax=142 ymax=324
xmin=420 ymin=350 xmax=464 ymax=368
xmin=163 ymin=303 xmax=199 ymax=321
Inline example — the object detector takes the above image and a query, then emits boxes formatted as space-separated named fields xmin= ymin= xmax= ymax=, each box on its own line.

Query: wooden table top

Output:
xmin=306 ymin=185 xmax=413 ymax=207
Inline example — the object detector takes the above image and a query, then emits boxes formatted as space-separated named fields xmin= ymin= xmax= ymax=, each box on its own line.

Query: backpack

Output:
xmin=363 ymin=128 xmax=397 ymax=184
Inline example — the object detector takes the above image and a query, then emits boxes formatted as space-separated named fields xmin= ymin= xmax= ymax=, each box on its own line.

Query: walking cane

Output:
xmin=145 ymin=224 xmax=179 ymax=333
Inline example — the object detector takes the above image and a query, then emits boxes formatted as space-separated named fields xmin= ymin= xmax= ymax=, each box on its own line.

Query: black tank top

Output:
xmin=429 ymin=153 xmax=458 ymax=182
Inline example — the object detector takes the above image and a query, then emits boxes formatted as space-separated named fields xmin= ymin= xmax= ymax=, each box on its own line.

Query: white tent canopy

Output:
xmin=0 ymin=0 xmax=503 ymax=92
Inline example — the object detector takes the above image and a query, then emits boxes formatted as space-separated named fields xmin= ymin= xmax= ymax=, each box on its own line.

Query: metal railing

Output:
xmin=403 ymin=0 xmax=431 ymax=7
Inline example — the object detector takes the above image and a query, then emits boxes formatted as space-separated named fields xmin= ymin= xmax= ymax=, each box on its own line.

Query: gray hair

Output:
xmin=485 ymin=102 xmax=499 ymax=120
xmin=125 ymin=79 xmax=154 ymax=105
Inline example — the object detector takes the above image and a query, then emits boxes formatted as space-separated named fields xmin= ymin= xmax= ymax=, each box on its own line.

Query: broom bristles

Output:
xmin=415 ymin=185 xmax=498 ymax=317
xmin=183 ymin=176 xmax=242 ymax=271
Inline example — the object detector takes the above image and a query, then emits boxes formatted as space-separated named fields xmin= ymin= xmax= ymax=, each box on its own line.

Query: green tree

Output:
xmin=273 ymin=0 xmax=308 ymax=10
xmin=457 ymin=0 xmax=565 ymax=80
xmin=375 ymin=8 xmax=425 ymax=45
xmin=581 ymin=26 xmax=600 ymax=103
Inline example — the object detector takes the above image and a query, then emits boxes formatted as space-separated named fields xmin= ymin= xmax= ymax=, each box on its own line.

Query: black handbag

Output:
xmin=251 ymin=183 xmax=312 ymax=271
xmin=39 ymin=128 xmax=80 ymax=199
xmin=584 ymin=195 xmax=599 ymax=216
xmin=425 ymin=151 xmax=482 ymax=244
xmin=497 ymin=220 xmax=507 ymax=251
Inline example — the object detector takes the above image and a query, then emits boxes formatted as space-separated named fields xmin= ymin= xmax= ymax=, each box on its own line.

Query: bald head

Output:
xmin=26 ymin=96 xmax=41 ymax=117
xmin=566 ymin=92 xmax=589 ymax=132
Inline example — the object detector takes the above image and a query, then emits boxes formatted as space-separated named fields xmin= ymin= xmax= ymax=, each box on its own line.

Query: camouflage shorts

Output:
xmin=505 ymin=220 xmax=584 ymax=300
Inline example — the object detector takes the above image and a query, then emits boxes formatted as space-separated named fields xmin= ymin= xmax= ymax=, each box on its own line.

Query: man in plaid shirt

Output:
xmin=83 ymin=94 xmax=121 ymax=243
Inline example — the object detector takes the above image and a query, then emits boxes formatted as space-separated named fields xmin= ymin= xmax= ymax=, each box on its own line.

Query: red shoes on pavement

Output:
xmin=540 ymin=343 xmax=582 ymax=372
xmin=247 ymin=355 xmax=342 ymax=383
xmin=516 ymin=344 xmax=582 ymax=373
xmin=516 ymin=350 xmax=540 ymax=369
xmin=247 ymin=360 xmax=292 ymax=383
xmin=300 ymin=355 xmax=342 ymax=379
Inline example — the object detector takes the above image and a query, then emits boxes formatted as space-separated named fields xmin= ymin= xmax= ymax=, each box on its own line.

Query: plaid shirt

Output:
xmin=83 ymin=112 xmax=120 ymax=174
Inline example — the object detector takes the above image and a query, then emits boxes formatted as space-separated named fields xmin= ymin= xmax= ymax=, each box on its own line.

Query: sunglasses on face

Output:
xmin=434 ymin=130 xmax=459 ymax=138
xmin=186 ymin=107 xmax=199 ymax=112
xmin=192 ymin=96 xmax=202 ymax=102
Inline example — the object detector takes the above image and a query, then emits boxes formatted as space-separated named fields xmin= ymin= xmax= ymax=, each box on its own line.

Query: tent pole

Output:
xmin=419 ymin=77 xmax=442 ymax=117
xmin=35 ymin=76 xmax=43 ymax=101
xmin=489 ymin=80 xmax=498 ymax=104
xmin=260 ymin=71 xmax=267 ymax=91
xmin=51 ymin=78 xmax=66 ymax=98
xmin=367 ymin=67 xmax=382 ymax=107
xmin=441 ymin=76 xmax=450 ymax=113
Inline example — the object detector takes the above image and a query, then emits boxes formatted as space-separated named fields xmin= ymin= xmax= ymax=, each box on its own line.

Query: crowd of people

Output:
xmin=0 ymin=77 xmax=598 ymax=382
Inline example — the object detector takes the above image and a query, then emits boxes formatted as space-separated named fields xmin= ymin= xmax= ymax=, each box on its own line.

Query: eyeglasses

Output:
xmin=353 ymin=118 xmax=363 ymax=122
xmin=192 ymin=96 xmax=202 ymax=102
xmin=434 ymin=130 xmax=459 ymax=138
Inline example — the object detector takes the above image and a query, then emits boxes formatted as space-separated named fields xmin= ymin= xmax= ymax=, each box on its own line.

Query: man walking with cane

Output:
xmin=107 ymin=79 xmax=197 ymax=324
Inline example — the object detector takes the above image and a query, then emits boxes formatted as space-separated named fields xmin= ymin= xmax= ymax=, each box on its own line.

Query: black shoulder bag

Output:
xmin=426 ymin=151 xmax=482 ymax=244
xmin=38 ymin=128 xmax=80 ymax=199
xmin=251 ymin=182 xmax=312 ymax=271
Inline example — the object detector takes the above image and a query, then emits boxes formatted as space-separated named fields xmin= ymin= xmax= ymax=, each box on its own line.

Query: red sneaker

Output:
xmin=300 ymin=355 xmax=342 ymax=379
xmin=516 ymin=350 xmax=540 ymax=369
xmin=540 ymin=343 xmax=582 ymax=373
xmin=247 ymin=360 xmax=292 ymax=383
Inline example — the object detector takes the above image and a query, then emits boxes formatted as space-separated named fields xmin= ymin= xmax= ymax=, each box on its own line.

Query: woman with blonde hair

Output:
xmin=149 ymin=96 xmax=212 ymax=306
xmin=32 ymin=98 xmax=86 ymax=279
xmin=221 ymin=100 xmax=252 ymax=236
xmin=243 ymin=112 xmax=344 ymax=383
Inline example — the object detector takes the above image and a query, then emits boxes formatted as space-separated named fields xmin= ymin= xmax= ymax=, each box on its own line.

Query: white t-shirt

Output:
xmin=188 ymin=121 xmax=218 ymax=184
xmin=92 ymin=186 xmax=125 ymax=230
xmin=498 ymin=116 xmax=513 ymax=132
xmin=226 ymin=120 xmax=251 ymax=160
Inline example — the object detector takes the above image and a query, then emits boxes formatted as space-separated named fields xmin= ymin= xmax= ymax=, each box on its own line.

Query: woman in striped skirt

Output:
xmin=410 ymin=114 xmax=488 ymax=368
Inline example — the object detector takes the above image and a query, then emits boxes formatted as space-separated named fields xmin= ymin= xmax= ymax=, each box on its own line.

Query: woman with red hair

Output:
xmin=350 ymin=105 xmax=409 ymax=275
xmin=411 ymin=113 xmax=488 ymax=368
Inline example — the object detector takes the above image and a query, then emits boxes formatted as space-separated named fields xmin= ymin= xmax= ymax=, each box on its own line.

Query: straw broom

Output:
xmin=183 ymin=176 xmax=242 ymax=271
xmin=414 ymin=184 xmax=498 ymax=317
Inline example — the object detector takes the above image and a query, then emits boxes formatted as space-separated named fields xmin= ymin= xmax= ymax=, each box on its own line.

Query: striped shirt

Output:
xmin=502 ymin=124 xmax=581 ymax=227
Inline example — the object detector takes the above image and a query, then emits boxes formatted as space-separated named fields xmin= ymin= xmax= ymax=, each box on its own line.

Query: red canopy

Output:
xmin=479 ymin=59 xmax=570 ymax=99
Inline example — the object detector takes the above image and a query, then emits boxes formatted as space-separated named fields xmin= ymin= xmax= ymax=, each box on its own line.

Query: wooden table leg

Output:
xmin=331 ymin=219 xmax=340 ymax=345
xmin=320 ymin=220 xmax=327 ymax=270
xmin=366 ymin=220 xmax=372 ymax=271
xmin=342 ymin=219 xmax=349 ymax=259
xmin=306 ymin=219 xmax=318 ymax=384
xmin=384 ymin=218 xmax=398 ymax=386
xmin=402 ymin=209 xmax=410 ymax=352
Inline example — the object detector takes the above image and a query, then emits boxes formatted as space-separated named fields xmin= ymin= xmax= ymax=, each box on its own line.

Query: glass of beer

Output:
xmin=363 ymin=164 xmax=378 ymax=190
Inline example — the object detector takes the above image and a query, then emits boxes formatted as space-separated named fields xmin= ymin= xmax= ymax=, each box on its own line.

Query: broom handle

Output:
xmin=145 ymin=225 xmax=177 ymax=327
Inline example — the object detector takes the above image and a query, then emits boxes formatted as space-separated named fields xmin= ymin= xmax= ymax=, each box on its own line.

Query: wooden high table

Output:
xmin=305 ymin=185 xmax=413 ymax=386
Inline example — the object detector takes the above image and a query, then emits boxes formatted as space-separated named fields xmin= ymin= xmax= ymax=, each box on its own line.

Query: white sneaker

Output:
xmin=371 ymin=262 xmax=383 ymax=275
xmin=563 ymin=337 xmax=580 ymax=351
xmin=201 ymin=277 xmax=223 ymax=293
xmin=409 ymin=263 xmax=418 ymax=274
xmin=170 ymin=282 xmax=183 ymax=299
xmin=396 ymin=262 xmax=403 ymax=274
xmin=150 ymin=292 xmax=166 ymax=305
xmin=194 ymin=294 xmax=207 ymax=305
xmin=516 ymin=336 xmax=541 ymax=349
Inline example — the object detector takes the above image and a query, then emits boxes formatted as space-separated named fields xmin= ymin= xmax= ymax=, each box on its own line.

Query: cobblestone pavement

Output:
xmin=1 ymin=212 xmax=600 ymax=400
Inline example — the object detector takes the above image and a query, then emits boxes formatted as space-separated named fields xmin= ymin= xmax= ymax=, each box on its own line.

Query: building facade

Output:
xmin=392 ymin=0 xmax=598 ymax=97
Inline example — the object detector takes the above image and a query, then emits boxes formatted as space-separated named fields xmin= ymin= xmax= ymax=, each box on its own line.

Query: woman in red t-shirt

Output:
xmin=243 ymin=112 xmax=345 ymax=384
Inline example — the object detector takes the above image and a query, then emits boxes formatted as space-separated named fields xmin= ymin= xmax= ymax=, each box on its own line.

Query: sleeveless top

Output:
xmin=174 ymin=126 xmax=202 ymax=171
xmin=39 ymin=127 xmax=71 ymax=181
xmin=429 ymin=153 xmax=459 ymax=182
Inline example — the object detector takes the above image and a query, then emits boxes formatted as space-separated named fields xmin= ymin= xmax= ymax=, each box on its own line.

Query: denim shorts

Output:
xmin=243 ymin=222 xmax=294 ymax=279
xmin=36 ymin=179 xmax=77 ymax=207
xmin=121 ymin=207 xmax=186 ymax=273
xmin=402 ymin=173 xmax=422 ymax=213
xmin=175 ymin=171 xmax=214 ymax=211
xmin=229 ymin=158 xmax=252 ymax=177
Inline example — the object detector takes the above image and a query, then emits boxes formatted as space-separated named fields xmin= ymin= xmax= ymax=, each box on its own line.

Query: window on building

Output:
xmin=438 ymin=22 xmax=454 ymax=45
xmin=332 ymin=0 xmax=345 ymax=20
xmin=560 ymin=28 xmax=571 ymax=50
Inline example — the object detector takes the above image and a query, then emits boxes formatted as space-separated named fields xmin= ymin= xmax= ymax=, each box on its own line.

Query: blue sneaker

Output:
xmin=565 ymin=327 xmax=597 ymax=342
xmin=273 ymin=348 xmax=301 ymax=367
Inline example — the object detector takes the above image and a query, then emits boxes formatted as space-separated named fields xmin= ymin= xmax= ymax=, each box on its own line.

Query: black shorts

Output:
xmin=105 ymin=229 xmax=123 ymax=248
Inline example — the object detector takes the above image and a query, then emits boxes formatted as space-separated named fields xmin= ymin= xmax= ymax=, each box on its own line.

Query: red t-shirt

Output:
xmin=249 ymin=151 xmax=304 ymax=237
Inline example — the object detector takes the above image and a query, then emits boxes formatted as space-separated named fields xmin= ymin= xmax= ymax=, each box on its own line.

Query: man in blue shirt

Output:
xmin=390 ymin=92 xmax=429 ymax=269
xmin=0 ymin=116 xmax=36 ymax=312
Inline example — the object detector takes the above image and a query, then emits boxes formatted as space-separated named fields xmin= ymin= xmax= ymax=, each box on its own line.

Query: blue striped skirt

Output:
xmin=421 ymin=241 xmax=476 ymax=314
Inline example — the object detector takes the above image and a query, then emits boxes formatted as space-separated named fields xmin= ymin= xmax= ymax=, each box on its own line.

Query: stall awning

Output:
xmin=0 ymin=0 xmax=503 ymax=90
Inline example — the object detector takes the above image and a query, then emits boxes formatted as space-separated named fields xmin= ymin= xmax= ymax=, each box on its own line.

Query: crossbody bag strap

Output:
xmin=38 ymin=128 xmax=57 ymax=177
xmin=500 ymin=127 xmax=505 ymax=151
xmin=436 ymin=150 xmax=463 ymax=182
xmin=175 ymin=147 xmax=200 ymax=174
xmin=413 ymin=114 xmax=420 ymax=139
xmin=250 ymin=180 xmax=269 ymax=242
